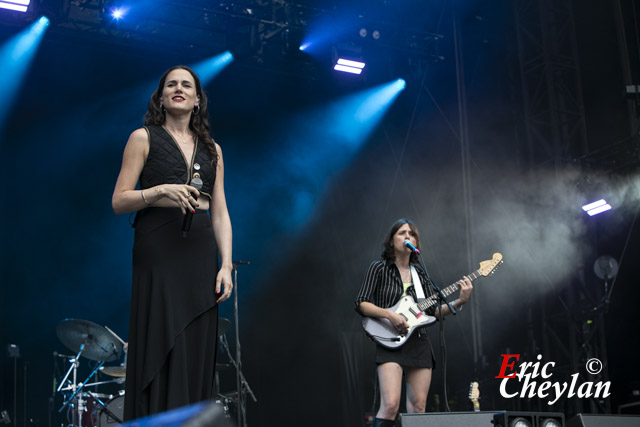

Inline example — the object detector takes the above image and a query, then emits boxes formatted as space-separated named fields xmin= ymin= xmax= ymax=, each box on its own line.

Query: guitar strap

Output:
xmin=410 ymin=266 xmax=426 ymax=301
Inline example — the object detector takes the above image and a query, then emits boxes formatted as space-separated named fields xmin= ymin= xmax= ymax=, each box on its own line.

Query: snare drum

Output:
xmin=97 ymin=394 xmax=125 ymax=427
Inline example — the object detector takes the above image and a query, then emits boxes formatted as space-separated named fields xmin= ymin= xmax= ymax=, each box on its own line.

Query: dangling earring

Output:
xmin=161 ymin=104 xmax=166 ymax=113
xmin=193 ymin=105 xmax=200 ymax=115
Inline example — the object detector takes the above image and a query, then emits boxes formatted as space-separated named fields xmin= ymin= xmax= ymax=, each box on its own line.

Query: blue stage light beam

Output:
xmin=0 ymin=16 xmax=49 ymax=132
xmin=191 ymin=51 xmax=234 ymax=87
xmin=331 ymin=78 xmax=406 ymax=147
xmin=265 ymin=78 xmax=407 ymax=228
xmin=299 ymin=9 xmax=361 ymax=54
xmin=0 ymin=0 xmax=30 ymax=13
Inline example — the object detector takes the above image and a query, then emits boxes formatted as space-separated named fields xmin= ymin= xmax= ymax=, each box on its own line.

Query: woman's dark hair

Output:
xmin=381 ymin=218 xmax=421 ymax=263
xmin=143 ymin=65 xmax=218 ymax=164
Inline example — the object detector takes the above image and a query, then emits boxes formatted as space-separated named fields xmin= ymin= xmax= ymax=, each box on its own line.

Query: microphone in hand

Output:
xmin=182 ymin=178 xmax=203 ymax=238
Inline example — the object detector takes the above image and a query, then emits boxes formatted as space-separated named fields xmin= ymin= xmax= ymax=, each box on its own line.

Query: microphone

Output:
xmin=403 ymin=239 xmax=420 ymax=254
xmin=182 ymin=177 xmax=203 ymax=238
xmin=52 ymin=352 xmax=74 ymax=359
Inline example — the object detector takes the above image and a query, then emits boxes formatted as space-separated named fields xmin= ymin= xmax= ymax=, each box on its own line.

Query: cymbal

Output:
xmin=219 ymin=317 xmax=231 ymax=336
xmin=101 ymin=366 xmax=126 ymax=378
xmin=56 ymin=319 xmax=122 ymax=362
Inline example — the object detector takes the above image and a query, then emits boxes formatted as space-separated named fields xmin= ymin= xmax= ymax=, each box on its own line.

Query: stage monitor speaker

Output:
xmin=493 ymin=411 xmax=565 ymax=427
xmin=118 ymin=400 xmax=234 ymax=427
xmin=566 ymin=413 xmax=640 ymax=427
xmin=398 ymin=411 xmax=497 ymax=426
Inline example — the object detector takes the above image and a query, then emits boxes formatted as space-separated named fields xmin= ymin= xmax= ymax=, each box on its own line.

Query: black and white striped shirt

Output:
xmin=354 ymin=259 xmax=437 ymax=316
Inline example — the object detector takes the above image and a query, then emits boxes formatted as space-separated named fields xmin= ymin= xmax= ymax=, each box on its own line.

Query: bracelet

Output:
xmin=454 ymin=300 xmax=463 ymax=312
xmin=141 ymin=190 xmax=151 ymax=206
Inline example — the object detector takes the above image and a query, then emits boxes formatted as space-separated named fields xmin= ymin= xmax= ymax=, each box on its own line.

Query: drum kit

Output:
xmin=54 ymin=316 xmax=240 ymax=427
xmin=54 ymin=319 xmax=126 ymax=427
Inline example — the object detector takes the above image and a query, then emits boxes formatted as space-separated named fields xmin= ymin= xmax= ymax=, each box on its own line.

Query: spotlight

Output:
xmin=334 ymin=58 xmax=366 ymax=75
xmin=0 ymin=0 xmax=30 ymax=12
xmin=493 ymin=411 xmax=565 ymax=427
xmin=372 ymin=30 xmax=381 ymax=40
xmin=594 ymin=255 xmax=618 ymax=281
xmin=110 ymin=7 xmax=128 ymax=20
xmin=359 ymin=28 xmax=367 ymax=37
xmin=509 ymin=417 xmax=533 ymax=427
xmin=539 ymin=418 xmax=562 ymax=427
xmin=582 ymin=199 xmax=612 ymax=216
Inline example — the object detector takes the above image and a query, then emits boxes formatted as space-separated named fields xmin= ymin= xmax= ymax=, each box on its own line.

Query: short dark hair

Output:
xmin=381 ymin=218 xmax=421 ymax=263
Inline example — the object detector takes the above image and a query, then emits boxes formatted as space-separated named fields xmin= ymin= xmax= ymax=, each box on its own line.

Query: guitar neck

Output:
xmin=417 ymin=268 xmax=482 ymax=312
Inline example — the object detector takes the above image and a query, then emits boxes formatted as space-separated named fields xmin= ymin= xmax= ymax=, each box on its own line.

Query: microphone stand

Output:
xmin=219 ymin=334 xmax=257 ymax=409
xmin=59 ymin=360 xmax=107 ymax=414
xmin=415 ymin=252 xmax=455 ymax=412
xmin=231 ymin=261 xmax=257 ymax=427
xmin=415 ymin=253 xmax=456 ymax=317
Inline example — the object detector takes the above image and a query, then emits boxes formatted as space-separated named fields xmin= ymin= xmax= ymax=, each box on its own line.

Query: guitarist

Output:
xmin=354 ymin=219 xmax=473 ymax=427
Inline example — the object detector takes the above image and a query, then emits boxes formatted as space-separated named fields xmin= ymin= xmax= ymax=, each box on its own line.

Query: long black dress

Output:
xmin=123 ymin=126 xmax=219 ymax=420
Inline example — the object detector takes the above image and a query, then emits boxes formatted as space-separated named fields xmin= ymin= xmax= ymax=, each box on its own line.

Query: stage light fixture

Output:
xmin=0 ymin=0 xmax=30 ymax=12
xmin=582 ymin=199 xmax=612 ymax=216
xmin=334 ymin=58 xmax=366 ymax=75
xmin=510 ymin=417 xmax=533 ymax=427
xmin=359 ymin=28 xmax=367 ymax=37
xmin=110 ymin=6 xmax=128 ymax=20
xmin=493 ymin=411 xmax=564 ymax=427
xmin=539 ymin=418 xmax=562 ymax=427
xmin=372 ymin=30 xmax=381 ymax=40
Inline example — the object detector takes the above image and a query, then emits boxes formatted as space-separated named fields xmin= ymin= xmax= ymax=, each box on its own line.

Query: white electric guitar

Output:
xmin=362 ymin=253 xmax=503 ymax=349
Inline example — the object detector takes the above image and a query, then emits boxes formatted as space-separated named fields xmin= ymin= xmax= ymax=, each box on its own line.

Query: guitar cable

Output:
xmin=417 ymin=253 xmax=453 ymax=412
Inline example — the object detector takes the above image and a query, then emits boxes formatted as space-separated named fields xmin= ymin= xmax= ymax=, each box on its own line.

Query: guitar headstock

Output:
xmin=468 ymin=381 xmax=480 ymax=403
xmin=478 ymin=252 xmax=503 ymax=277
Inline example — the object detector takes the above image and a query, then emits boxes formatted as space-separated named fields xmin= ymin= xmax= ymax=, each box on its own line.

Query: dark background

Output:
xmin=1 ymin=1 xmax=639 ymax=426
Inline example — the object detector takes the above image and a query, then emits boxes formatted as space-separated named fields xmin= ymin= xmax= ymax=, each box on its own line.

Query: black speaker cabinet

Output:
xmin=493 ymin=411 xmax=565 ymax=427
xmin=398 ymin=411 xmax=497 ymax=426
xmin=567 ymin=413 xmax=640 ymax=427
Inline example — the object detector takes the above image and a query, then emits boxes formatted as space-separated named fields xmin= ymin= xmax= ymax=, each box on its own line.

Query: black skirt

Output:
xmin=124 ymin=208 xmax=219 ymax=420
xmin=376 ymin=330 xmax=436 ymax=369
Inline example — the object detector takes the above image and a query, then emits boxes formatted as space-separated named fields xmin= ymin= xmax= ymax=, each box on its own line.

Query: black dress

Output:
xmin=123 ymin=126 xmax=219 ymax=420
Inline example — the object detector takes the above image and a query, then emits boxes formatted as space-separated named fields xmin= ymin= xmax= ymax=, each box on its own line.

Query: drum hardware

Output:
xmin=56 ymin=319 xmax=123 ymax=363
xmin=55 ymin=319 xmax=124 ymax=427
xmin=96 ymin=395 xmax=125 ymax=427
xmin=102 ymin=326 xmax=128 ymax=383
xmin=229 ymin=260 xmax=256 ymax=427
xmin=99 ymin=366 xmax=126 ymax=378
xmin=214 ymin=363 xmax=232 ymax=372
xmin=219 ymin=331 xmax=256 ymax=427
xmin=84 ymin=392 xmax=122 ymax=425
xmin=218 ymin=318 xmax=231 ymax=336
xmin=215 ymin=392 xmax=236 ymax=419
xmin=58 ymin=354 xmax=109 ymax=415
